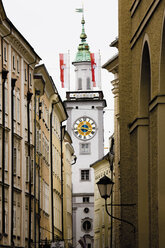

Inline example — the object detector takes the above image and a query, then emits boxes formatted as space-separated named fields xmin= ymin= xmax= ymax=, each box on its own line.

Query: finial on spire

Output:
xmin=74 ymin=4 xmax=91 ymax=62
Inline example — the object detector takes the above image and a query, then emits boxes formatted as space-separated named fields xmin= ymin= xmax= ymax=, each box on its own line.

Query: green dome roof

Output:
xmin=74 ymin=15 xmax=91 ymax=62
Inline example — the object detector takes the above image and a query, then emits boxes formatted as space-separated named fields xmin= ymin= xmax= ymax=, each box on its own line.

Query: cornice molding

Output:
xmin=130 ymin=0 xmax=161 ymax=48
xmin=130 ymin=0 xmax=142 ymax=17
xmin=149 ymin=94 xmax=165 ymax=112
xmin=129 ymin=117 xmax=149 ymax=133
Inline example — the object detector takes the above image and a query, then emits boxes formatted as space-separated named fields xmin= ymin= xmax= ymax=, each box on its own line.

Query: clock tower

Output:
xmin=64 ymin=14 xmax=106 ymax=248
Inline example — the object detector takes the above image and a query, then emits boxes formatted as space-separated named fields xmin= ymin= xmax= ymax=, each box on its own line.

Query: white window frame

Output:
xmin=81 ymin=169 xmax=90 ymax=181
xmin=80 ymin=143 xmax=91 ymax=155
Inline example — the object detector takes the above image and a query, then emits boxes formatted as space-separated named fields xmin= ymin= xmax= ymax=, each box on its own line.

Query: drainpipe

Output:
xmin=1 ymin=69 xmax=8 ymax=236
xmin=38 ymin=100 xmax=42 ymax=247
xmin=34 ymin=90 xmax=40 ymax=248
xmin=110 ymin=137 xmax=114 ymax=248
xmin=27 ymin=91 xmax=33 ymax=248
xmin=110 ymin=167 xmax=113 ymax=248
xmin=27 ymin=60 xmax=35 ymax=248
xmin=38 ymin=156 xmax=41 ymax=247
xmin=60 ymin=123 xmax=64 ymax=240
xmin=50 ymin=103 xmax=55 ymax=242
xmin=11 ymin=78 xmax=17 ymax=247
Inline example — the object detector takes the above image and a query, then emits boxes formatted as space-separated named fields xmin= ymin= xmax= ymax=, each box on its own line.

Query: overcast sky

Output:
xmin=3 ymin=0 xmax=118 ymax=150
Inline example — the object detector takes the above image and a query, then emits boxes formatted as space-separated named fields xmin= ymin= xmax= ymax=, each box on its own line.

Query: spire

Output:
xmin=80 ymin=15 xmax=87 ymax=41
xmin=74 ymin=10 xmax=91 ymax=63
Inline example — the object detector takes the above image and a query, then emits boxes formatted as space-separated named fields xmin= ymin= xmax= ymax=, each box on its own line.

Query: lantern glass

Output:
xmin=96 ymin=175 xmax=114 ymax=199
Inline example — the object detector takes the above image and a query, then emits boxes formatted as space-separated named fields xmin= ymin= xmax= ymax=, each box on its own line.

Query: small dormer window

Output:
xmin=78 ymin=78 xmax=82 ymax=90
xmin=87 ymin=77 xmax=91 ymax=89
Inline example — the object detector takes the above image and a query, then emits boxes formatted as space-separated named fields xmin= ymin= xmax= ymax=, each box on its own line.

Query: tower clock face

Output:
xmin=73 ymin=117 xmax=96 ymax=140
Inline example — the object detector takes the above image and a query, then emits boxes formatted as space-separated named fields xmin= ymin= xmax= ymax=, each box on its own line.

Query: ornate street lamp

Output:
xmin=96 ymin=175 xmax=114 ymax=200
xmin=96 ymin=175 xmax=136 ymax=233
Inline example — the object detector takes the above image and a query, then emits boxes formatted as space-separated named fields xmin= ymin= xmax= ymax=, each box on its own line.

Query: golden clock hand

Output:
xmin=77 ymin=127 xmax=89 ymax=130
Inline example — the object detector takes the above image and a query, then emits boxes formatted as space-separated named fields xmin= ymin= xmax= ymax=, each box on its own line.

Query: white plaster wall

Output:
xmin=74 ymin=62 xmax=93 ymax=91
xmin=65 ymin=100 xmax=104 ymax=194
xmin=73 ymin=195 xmax=94 ymax=247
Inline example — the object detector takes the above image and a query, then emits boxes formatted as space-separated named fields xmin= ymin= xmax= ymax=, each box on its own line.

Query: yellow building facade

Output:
xmin=103 ymin=39 xmax=120 ymax=248
xmin=0 ymin=1 xmax=74 ymax=247
xmin=104 ymin=0 xmax=165 ymax=247
xmin=34 ymin=64 xmax=68 ymax=246
xmin=90 ymin=153 xmax=112 ymax=248
xmin=62 ymin=128 xmax=74 ymax=248
xmin=0 ymin=1 xmax=41 ymax=247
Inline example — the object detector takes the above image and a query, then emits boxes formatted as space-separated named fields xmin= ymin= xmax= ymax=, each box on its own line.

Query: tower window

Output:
xmin=82 ymin=220 xmax=91 ymax=232
xmin=81 ymin=169 xmax=90 ymax=181
xmin=83 ymin=197 xmax=89 ymax=203
xmin=80 ymin=143 xmax=90 ymax=154
xmin=87 ymin=77 xmax=91 ymax=89
xmin=78 ymin=78 xmax=82 ymax=90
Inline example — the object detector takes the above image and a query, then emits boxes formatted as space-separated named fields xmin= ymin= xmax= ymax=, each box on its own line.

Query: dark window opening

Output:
xmin=78 ymin=78 xmax=82 ymax=90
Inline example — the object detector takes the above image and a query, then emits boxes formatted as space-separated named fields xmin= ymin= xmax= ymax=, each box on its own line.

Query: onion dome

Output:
xmin=74 ymin=15 xmax=91 ymax=62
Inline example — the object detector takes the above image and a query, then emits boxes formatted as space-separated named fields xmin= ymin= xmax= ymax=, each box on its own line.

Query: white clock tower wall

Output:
xmin=73 ymin=62 xmax=93 ymax=91
xmin=64 ymin=13 xmax=106 ymax=248
xmin=64 ymin=100 xmax=105 ymax=194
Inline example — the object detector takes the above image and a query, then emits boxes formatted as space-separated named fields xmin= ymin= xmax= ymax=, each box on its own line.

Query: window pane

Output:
xmin=78 ymin=78 xmax=82 ymax=90
xmin=81 ymin=170 xmax=89 ymax=180
xmin=87 ymin=77 xmax=91 ymax=89
xmin=80 ymin=143 xmax=90 ymax=154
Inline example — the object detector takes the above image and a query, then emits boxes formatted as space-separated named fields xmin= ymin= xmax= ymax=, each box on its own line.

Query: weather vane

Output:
xmin=75 ymin=2 xmax=84 ymax=16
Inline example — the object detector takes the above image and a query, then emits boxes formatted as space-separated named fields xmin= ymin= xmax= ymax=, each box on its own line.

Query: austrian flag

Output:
xmin=59 ymin=53 xmax=70 ymax=89
xmin=90 ymin=52 xmax=101 ymax=88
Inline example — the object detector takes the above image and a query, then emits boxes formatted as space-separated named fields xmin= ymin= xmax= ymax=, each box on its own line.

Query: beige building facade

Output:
xmin=90 ymin=152 xmax=113 ymax=248
xmin=104 ymin=0 xmax=165 ymax=247
xmin=103 ymin=39 xmax=120 ymax=248
xmin=0 ymin=1 xmax=41 ymax=247
xmin=0 ymin=1 xmax=74 ymax=247
xmin=62 ymin=128 xmax=74 ymax=248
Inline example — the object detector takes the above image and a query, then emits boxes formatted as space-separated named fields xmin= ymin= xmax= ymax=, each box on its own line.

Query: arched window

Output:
xmin=87 ymin=77 xmax=91 ymax=89
xmin=82 ymin=220 xmax=91 ymax=232
xmin=78 ymin=78 xmax=82 ymax=90
xmin=140 ymin=42 xmax=151 ymax=116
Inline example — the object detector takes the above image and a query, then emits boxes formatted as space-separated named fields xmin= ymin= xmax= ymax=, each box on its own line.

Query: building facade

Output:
xmin=102 ymin=39 xmax=120 ymax=248
xmin=104 ymin=0 xmax=165 ymax=247
xmin=62 ymin=128 xmax=74 ymax=248
xmin=0 ymin=1 xmax=74 ymax=247
xmin=0 ymin=1 xmax=41 ymax=247
xmin=90 ymin=152 xmax=112 ymax=248
xmin=64 ymin=15 xmax=106 ymax=248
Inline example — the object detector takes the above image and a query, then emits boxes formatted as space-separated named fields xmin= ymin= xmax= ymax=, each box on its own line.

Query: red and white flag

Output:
xmin=59 ymin=53 xmax=70 ymax=89
xmin=90 ymin=52 xmax=101 ymax=88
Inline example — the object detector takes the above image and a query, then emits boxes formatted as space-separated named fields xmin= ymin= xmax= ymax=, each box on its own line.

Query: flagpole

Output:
xmin=68 ymin=50 xmax=70 ymax=91
xmin=98 ymin=49 xmax=101 ymax=89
